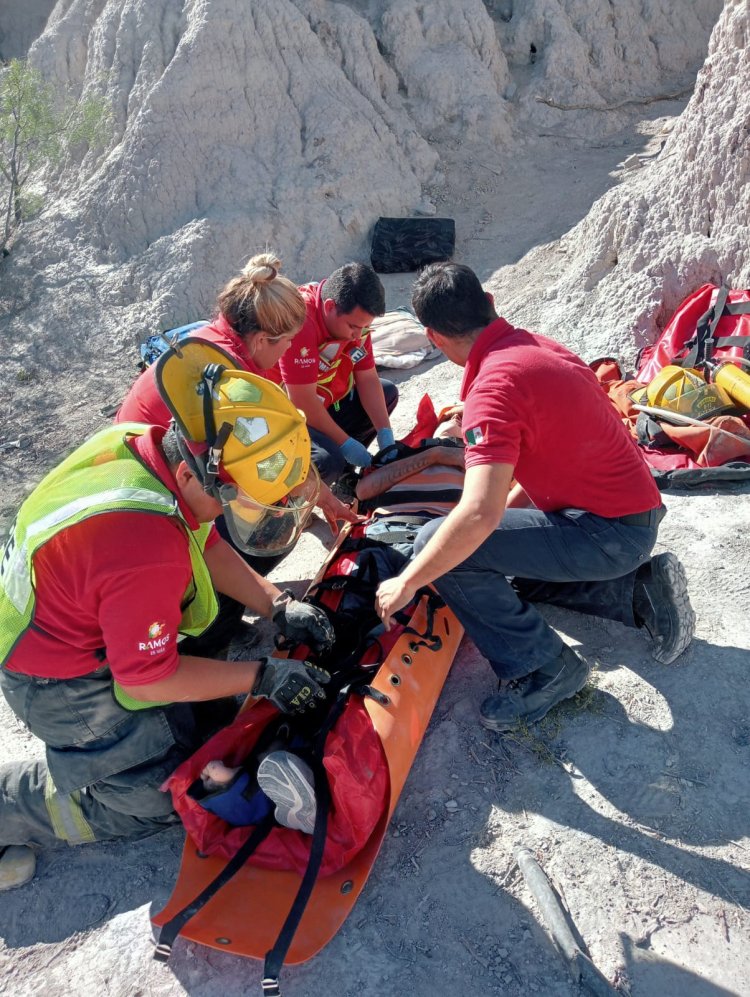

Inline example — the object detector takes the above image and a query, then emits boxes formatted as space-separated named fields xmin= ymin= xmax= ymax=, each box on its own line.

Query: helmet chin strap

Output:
xmin=200 ymin=363 xmax=227 ymax=446
xmin=174 ymin=424 xmax=232 ymax=497
xmin=204 ymin=422 xmax=233 ymax=490
xmin=173 ymin=361 xmax=235 ymax=495
xmin=198 ymin=363 xmax=233 ymax=492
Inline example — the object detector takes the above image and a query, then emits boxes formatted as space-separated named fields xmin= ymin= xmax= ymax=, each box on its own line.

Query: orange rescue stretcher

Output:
xmin=151 ymin=521 xmax=463 ymax=989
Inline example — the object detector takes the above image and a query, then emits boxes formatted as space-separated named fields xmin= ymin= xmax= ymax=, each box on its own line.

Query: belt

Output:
xmin=618 ymin=506 xmax=664 ymax=527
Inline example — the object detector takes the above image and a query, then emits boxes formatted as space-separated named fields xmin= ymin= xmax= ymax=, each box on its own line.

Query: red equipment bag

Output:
xmin=624 ymin=283 xmax=750 ymax=488
xmin=638 ymin=283 xmax=750 ymax=382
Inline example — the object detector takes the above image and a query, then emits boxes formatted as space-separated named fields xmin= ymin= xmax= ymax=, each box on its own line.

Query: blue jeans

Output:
xmin=311 ymin=379 xmax=399 ymax=485
xmin=414 ymin=505 xmax=665 ymax=680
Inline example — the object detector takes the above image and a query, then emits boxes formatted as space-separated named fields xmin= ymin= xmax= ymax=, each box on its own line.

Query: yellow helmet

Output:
xmin=154 ymin=338 xmax=317 ymax=555
xmin=632 ymin=365 xmax=733 ymax=420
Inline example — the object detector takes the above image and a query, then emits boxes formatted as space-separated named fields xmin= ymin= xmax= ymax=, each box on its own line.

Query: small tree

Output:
xmin=0 ymin=59 xmax=111 ymax=255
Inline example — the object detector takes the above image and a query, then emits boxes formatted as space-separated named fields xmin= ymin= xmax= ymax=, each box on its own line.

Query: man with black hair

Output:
xmin=376 ymin=262 xmax=695 ymax=733
xmin=279 ymin=262 xmax=399 ymax=485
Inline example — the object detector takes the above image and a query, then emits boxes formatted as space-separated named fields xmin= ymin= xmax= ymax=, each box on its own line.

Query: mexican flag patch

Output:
xmin=465 ymin=426 xmax=485 ymax=445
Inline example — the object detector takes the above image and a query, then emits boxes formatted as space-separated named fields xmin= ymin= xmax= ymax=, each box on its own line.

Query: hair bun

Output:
xmin=242 ymin=253 xmax=281 ymax=283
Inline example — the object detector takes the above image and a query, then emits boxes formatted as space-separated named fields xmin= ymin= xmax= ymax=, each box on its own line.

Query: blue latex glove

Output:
xmin=339 ymin=436 xmax=372 ymax=468
xmin=376 ymin=427 xmax=395 ymax=450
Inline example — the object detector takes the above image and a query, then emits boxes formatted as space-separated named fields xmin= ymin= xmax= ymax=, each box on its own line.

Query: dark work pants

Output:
xmin=414 ymin=505 xmax=665 ymax=680
xmin=0 ymin=666 xmax=236 ymax=849
xmin=310 ymin=379 xmax=399 ymax=485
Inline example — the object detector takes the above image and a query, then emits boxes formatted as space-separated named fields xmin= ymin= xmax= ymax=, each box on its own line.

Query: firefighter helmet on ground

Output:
xmin=631 ymin=365 xmax=733 ymax=420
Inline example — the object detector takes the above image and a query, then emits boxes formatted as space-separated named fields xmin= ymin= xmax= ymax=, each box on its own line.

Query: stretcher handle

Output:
xmin=396 ymin=587 xmax=446 ymax=652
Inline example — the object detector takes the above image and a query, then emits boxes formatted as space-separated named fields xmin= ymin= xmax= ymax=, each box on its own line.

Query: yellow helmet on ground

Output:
xmin=154 ymin=338 xmax=318 ymax=555
xmin=632 ymin=365 xmax=733 ymax=420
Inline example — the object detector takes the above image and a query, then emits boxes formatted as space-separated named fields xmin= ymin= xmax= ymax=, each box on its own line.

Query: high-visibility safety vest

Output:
xmin=0 ymin=423 xmax=219 ymax=672
xmin=317 ymin=329 xmax=371 ymax=408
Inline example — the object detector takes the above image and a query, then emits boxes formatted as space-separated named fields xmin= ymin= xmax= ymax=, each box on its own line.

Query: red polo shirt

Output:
xmin=278 ymin=281 xmax=375 ymax=395
xmin=6 ymin=427 xmax=220 ymax=685
xmin=460 ymin=318 xmax=661 ymax=516
xmin=116 ymin=315 xmax=283 ymax=427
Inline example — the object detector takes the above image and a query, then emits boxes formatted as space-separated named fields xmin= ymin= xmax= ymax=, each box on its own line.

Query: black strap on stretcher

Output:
xmin=154 ymin=588 xmax=445 ymax=993
xmin=678 ymin=284 xmax=750 ymax=369
xmin=261 ymin=596 xmax=447 ymax=996
xmin=153 ymin=811 xmax=276 ymax=962
xmin=259 ymin=690 xmax=348 ymax=997
xmin=399 ymin=587 xmax=445 ymax=652
xmin=153 ymin=689 xmax=349 ymax=993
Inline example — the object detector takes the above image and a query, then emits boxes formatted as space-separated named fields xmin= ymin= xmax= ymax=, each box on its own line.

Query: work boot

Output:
xmin=479 ymin=646 xmax=591 ymax=733
xmin=257 ymin=751 xmax=317 ymax=835
xmin=0 ymin=846 xmax=36 ymax=891
xmin=633 ymin=552 xmax=695 ymax=664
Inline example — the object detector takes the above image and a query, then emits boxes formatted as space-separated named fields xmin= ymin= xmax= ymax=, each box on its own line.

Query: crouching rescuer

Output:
xmin=376 ymin=263 xmax=696 ymax=734
xmin=0 ymin=354 xmax=334 ymax=891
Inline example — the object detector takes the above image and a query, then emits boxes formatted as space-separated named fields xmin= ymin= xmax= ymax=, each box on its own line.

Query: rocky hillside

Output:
xmin=490 ymin=0 xmax=749 ymax=365
xmin=1 ymin=0 xmax=741 ymax=530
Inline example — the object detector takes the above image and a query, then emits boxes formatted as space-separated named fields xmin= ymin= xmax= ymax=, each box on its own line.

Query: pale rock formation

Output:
xmin=490 ymin=0 xmax=749 ymax=367
xmin=30 ymin=0 xmax=437 ymax=303
xmin=495 ymin=0 xmax=723 ymax=132
xmin=0 ymin=0 xmax=737 ymax=496
xmin=378 ymin=0 xmax=512 ymax=146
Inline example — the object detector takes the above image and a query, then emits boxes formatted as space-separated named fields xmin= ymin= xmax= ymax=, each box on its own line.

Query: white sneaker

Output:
xmin=0 ymin=846 xmax=36 ymax=891
xmin=257 ymin=751 xmax=317 ymax=835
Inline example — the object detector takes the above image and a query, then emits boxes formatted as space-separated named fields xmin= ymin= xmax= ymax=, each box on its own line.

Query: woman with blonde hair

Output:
xmin=118 ymin=252 xmax=307 ymax=428
xmin=117 ymin=254 xmax=356 ymax=653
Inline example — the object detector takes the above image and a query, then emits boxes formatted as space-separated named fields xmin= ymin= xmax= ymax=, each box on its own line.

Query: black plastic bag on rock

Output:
xmin=370 ymin=217 xmax=455 ymax=274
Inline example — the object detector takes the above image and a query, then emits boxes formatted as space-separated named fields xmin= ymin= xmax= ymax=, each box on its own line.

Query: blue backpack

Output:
xmin=138 ymin=320 xmax=209 ymax=369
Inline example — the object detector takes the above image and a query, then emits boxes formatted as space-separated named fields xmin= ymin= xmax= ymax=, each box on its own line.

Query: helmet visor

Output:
xmin=218 ymin=464 xmax=321 ymax=556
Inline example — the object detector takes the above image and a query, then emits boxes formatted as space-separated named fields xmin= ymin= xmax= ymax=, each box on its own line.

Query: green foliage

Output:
xmin=18 ymin=190 xmax=44 ymax=220
xmin=0 ymin=58 xmax=111 ymax=254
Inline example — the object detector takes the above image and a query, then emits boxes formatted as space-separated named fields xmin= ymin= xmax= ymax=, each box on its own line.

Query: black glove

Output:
xmin=272 ymin=590 xmax=335 ymax=653
xmin=251 ymin=656 xmax=331 ymax=715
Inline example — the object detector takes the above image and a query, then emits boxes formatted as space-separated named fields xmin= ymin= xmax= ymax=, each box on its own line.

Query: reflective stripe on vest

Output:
xmin=0 ymin=423 xmax=218 ymax=667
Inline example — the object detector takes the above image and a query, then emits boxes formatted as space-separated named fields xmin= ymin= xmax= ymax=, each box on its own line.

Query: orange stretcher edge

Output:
xmin=152 ymin=535 xmax=463 ymax=964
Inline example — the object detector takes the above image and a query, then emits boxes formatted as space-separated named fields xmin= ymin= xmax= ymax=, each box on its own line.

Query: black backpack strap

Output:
xmin=260 ymin=689 xmax=351 ymax=996
xmin=723 ymin=301 xmax=750 ymax=316
xmin=678 ymin=285 xmax=731 ymax=368
xmin=154 ymin=811 xmax=277 ymax=962
xmin=703 ymin=297 xmax=750 ymax=357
